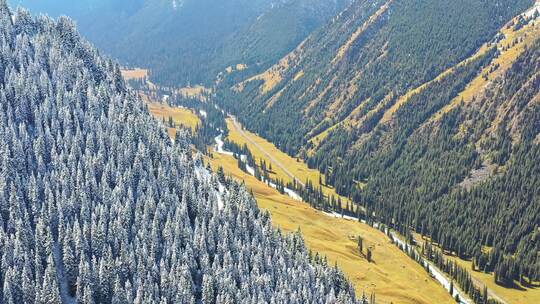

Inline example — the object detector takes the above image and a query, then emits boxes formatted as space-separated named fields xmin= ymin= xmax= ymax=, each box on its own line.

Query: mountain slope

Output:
xmin=9 ymin=0 xmax=351 ymax=86
xmin=0 ymin=3 xmax=359 ymax=303
xmin=223 ymin=0 xmax=534 ymax=154
xmin=220 ymin=0 xmax=540 ymax=287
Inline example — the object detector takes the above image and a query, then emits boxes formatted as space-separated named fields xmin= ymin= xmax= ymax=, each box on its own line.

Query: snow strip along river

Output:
xmin=214 ymin=134 xmax=302 ymax=201
xmin=324 ymin=211 xmax=472 ymax=304
xmin=214 ymin=134 xmax=471 ymax=304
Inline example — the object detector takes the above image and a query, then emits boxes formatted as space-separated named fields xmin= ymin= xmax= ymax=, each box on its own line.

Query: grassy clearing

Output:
xmin=225 ymin=63 xmax=248 ymax=73
xmin=176 ymin=85 xmax=212 ymax=101
xmin=235 ymin=40 xmax=306 ymax=94
xmin=309 ymin=121 xmax=341 ymax=147
xmin=145 ymin=100 xmax=200 ymax=132
xmin=381 ymin=67 xmax=456 ymax=124
xmin=307 ymin=96 xmax=371 ymax=151
xmin=121 ymin=68 xmax=148 ymax=80
xmin=293 ymin=70 xmax=305 ymax=81
xmin=236 ymin=60 xmax=287 ymax=94
xmin=205 ymin=151 xmax=454 ymax=304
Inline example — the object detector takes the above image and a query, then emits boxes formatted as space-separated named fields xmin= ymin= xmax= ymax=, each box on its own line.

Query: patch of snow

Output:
xmin=390 ymin=232 xmax=471 ymax=304
xmin=194 ymin=165 xmax=226 ymax=210
xmin=524 ymin=1 xmax=540 ymax=19
xmin=216 ymin=181 xmax=226 ymax=210
xmin=283 ymin=187 xmax=302 ymax=201
xmin=246 ymin=164 xmax=255 ymax=176
xmin=214 ymin=135 xmax=233 ymax=156
xmin=194 ymin=165 xmax=210 ymax=181
xmin=323 ymin=211 xmax=360 ymax=222
xmin=239 ymin=154 xmax=255 ymax=175
xmin=265 ymin=179 xmax=302 ymax=201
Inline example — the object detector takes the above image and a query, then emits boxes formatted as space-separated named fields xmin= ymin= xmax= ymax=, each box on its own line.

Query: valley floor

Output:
xmin=412 ymin=234 xmax=540 ymax=304
xmin=139 ymin=88 xmax=538 ymax=304
xmin=198 ymin=116 xmax=456 ymax=303
xmin=208 ymin=113 xmax=540 ymax=304
xmin=225 ymin=116 xmax=353 ymax=209
xmin=205 ymin=150 xmax=454 ymax=304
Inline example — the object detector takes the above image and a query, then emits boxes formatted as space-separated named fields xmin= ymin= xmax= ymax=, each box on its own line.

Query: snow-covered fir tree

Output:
xmin=0 ymin=2 xmax=360 ymax=303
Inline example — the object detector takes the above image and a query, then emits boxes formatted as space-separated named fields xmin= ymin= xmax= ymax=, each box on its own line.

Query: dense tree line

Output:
xmin=0 ymin=4 xmax=361 ymax=303
xmin=220 ymin=0 xmax=532 ymax=155
xmin=386 ymin=229 xmax=501 ymax=304
xmin=421 ymin=243 xmax=504 ymax=304
xmin=359 ymin=41 xmax=540 ymax=285
xmin=218 ymin=0 xmax=539 ymax=286
xmin=222 ymin=138 xmax=367 ymax=222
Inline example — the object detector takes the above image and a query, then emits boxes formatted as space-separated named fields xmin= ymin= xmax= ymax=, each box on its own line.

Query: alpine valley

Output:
xmin=2 ymin=0 xmax=540 ymax=304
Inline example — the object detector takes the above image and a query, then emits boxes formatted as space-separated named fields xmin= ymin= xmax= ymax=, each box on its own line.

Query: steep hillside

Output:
xmin=220 ymin=0 xmax=540 ymax=288
xmin=0 ymin=3 xmax=359 ymax=303
xmin=223 ymin=0 xmax=534 ymax=154
xmin=362 ymin=34 xmax=540 ymax=287
xmin=9 ymin=0 xmax=351 ymax=87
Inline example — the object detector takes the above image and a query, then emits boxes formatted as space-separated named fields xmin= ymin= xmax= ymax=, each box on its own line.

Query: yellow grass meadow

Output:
xmin=144 ymin=107 xmax=454 ymax=304
xmin=143 ymin=98 xmax=200 ymax=137
xmin=225 ymin=118 xmax=354 ymax=207
xmin=205 ymin=151 xmax=454 ymax=304
xmin=121 ymin=68 xmax=149 ymax=80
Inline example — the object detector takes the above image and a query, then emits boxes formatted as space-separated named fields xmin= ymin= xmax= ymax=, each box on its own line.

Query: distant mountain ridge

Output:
xmin=9 ymin=0 xmax=351 ymax=86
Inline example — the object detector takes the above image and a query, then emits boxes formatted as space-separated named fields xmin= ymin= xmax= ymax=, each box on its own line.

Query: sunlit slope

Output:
xmin=138 ymin=93 xmax=200 ymax=137
xmin=146 ymin=102 xmax=199 ymax=130
xmin=143 ymin=102 xmax=454 ymax=304
xmin=205 ymin=152 xmax=454 ymax=304
xmin=224 ymin=118 xmax=357 ymax=204
xmin=222 ymin=0 xmax=534 ymax=156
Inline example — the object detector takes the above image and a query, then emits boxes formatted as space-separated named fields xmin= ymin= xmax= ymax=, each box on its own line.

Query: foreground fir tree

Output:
xmin=0 ymin=3 xmax=359 ymax=303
